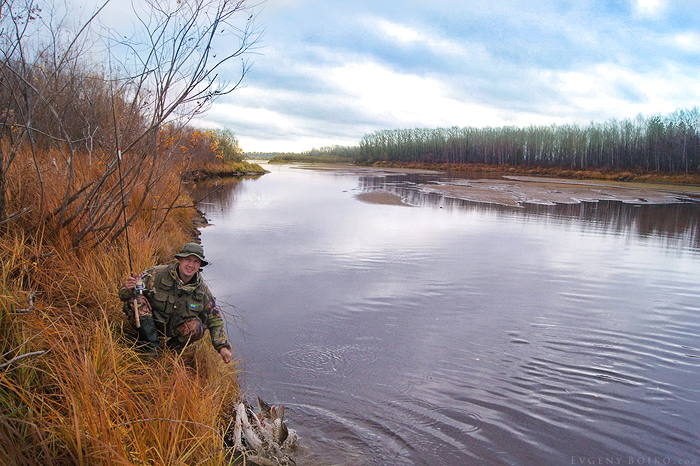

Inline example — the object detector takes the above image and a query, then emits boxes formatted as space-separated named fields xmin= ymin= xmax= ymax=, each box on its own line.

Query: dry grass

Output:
xmin=371 ymin=161 xmax=700 ymax=185
xmin=0 ymin=147 xmax=243 ymax=464
xmin=1 ymin=309 xmax=241 ymax=465
xmin=182 ymin=160 xmax=268 ymax=181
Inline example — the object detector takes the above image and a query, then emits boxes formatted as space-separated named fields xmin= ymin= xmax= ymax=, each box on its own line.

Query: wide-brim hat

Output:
xmin=174 ymin=242 xmax=209 ymax=267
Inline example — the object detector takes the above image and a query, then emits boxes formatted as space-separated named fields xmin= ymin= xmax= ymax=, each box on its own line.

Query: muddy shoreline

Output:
xmin=299 ymin=164 xmax=700 ymax=207
xmin=355 ymin=191 xmax=411 ymax=206
xmin=420 ymin=175 xmax=699 ymax=207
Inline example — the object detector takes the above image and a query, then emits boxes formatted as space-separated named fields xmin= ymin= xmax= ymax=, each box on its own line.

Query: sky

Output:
xmin=119 ymin=0 xmax=700 ymax=153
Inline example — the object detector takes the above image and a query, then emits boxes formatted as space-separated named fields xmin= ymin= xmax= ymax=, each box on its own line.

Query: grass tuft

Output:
xmin=0 ymin=147 xmax=242 ymax=464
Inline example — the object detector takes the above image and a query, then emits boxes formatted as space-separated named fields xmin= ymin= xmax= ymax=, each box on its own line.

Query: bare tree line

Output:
xmin=0 ymin=0 xmax=260 ymax=246
xmin=318 ymin=109 xmax=700 ymax=173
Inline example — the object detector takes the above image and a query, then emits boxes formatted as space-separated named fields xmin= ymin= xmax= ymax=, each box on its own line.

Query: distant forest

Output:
xmin=312 ymin=108 xmax=700 ymax=173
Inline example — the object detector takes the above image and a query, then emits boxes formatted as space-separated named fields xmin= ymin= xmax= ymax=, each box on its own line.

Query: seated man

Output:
xmin=119 ymin=242 xmax=232 ymax=363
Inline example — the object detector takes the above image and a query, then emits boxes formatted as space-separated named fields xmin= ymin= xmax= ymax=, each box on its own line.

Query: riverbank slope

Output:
xmin=0 ymin=154 xmax=260 ymax=465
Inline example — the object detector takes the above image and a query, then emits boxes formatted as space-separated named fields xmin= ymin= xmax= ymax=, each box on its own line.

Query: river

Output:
xmin=191 ymin=164 xmax=700 ymax=466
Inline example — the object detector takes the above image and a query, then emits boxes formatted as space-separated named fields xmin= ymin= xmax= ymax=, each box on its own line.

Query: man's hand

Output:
xmin=124 ymin=273 xmax=138 ymax=291
xmin=220 ymin=347 xmax=232 ymax=364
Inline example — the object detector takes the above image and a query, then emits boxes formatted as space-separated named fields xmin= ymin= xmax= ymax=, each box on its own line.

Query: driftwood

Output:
xmin=227 ymin=397 xmax=298 ymax=465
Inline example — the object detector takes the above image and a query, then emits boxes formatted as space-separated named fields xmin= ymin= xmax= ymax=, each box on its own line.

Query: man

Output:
xmin=119 ymin=242 xmax=232 ymax=363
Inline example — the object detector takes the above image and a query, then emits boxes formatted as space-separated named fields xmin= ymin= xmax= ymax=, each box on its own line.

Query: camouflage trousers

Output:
xmin=126 ymin=295 xmax=207 ymax=346
xmin=172 ymin=318 xmax=207 ymax=345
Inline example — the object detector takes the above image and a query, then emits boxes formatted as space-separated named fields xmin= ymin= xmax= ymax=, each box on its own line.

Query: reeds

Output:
xmin=371 ymin=160 xmax=700 ymax=185
xmin=1 ymin=308 xmax=241 ymax=465
xmin=182 ymin=160 xmax=268 ymax=182
xmin=0 ymin=146 xmax=243 ymax=464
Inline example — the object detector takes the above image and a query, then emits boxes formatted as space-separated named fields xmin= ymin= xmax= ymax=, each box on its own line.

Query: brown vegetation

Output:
xmin=0 ymin=144 xmax=246 ymax=465
xmin=370 ymin=161 xmax=700 ymax=185
xmin=0 ymin=0 xmax=261 ymax=463
xmin=182 ymin=161 xmax=269 ymax=181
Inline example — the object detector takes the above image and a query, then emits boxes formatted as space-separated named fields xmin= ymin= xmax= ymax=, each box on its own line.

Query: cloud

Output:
xmin=673 ymin=31 xmax=700 ymax=51
xmin=326 ymin=61 xmax=470 ymax=126
xmin=633 ymin=0 xmax=667 ymax=18
xmin=370 ymin=17 xmax=469 ymax=57
xmin=192 ymin=0 xmax=700 ymax=152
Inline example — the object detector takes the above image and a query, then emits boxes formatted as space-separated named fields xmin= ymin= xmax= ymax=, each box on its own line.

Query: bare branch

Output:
xmin=0 ymin=0 xmax=261 ymax=246
xmin=0 ymin=350 xmax=47 ymax=370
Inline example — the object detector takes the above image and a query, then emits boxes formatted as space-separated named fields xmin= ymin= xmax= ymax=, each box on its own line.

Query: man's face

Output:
xmin=177 ymin=255 xmax=202 ymax=283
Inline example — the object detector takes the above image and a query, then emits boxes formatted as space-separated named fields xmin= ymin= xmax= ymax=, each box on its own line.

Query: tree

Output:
xmin=0 ymin=0 xmax=261 ymax=245
xmin=352 ymin=109 xmax=700 ymax=173
xmin=215 ymin=128 xmax=243 ymax=162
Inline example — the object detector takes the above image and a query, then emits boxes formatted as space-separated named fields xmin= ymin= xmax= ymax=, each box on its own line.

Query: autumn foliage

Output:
xmin=0 ymin=0 xmax=261 ymax=463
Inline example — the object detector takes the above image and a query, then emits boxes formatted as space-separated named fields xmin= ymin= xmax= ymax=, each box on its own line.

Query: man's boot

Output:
xmin=165 ymin=337 xmax=186 ymax=353
xmin=137 ymin=315 xmax=162 ymax=357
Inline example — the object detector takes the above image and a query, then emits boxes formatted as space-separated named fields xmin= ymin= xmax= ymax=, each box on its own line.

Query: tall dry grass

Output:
xmin=182 ymin=160 xmax=268 ymax=182
xmin=0 ymin=146 xmax=243 ymax=465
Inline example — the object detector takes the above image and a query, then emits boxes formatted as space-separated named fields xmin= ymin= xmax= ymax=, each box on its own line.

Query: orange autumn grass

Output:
xmin=370 ymin=161 xmax=700 ymax=184
xmin=0 ymin=146 xmax=243 ymax=465
xmin=182 ymin=160 xmax=268 ymax=181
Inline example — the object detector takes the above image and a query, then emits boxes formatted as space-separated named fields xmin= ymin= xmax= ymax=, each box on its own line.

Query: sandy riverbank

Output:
xmin=300 ymin=164 xmax=700 ymax=207
xmin=355 ymin=191 xmax=411 ymax=205
xmin=419 ymin=176 xmax=700 ymax=206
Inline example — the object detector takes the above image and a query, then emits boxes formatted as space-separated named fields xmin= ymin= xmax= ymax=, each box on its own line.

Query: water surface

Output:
xmin=193 ymin=165 xmax=700 ymax=465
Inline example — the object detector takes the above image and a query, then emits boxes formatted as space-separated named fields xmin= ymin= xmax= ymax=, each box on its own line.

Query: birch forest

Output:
xmin=319 ymin=108 xmax=700 ymax=173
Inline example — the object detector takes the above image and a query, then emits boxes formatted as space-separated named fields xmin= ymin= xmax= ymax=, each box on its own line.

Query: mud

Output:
xmin=300 ymin=163 xmax=700 ymax=206
xmin=354 ymin=192 xmax=411 ymax=206
xmin=420 ymin=176 xmax=698 ymax=206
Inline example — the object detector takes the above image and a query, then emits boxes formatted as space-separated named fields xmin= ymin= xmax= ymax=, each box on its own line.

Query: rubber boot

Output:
xmin=137 ymin=315 xmax=162 ymax=357
xmin=165 ymin=337 xmax=186 ymax=354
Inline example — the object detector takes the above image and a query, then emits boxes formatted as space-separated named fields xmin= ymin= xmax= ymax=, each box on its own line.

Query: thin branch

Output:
xmin=0 ymin=350 xmax=47 ymax=370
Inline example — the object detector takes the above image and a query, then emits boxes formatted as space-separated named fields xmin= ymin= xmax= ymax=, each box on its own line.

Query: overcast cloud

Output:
xmin=188 ymin=0 xmax=699 ymax=152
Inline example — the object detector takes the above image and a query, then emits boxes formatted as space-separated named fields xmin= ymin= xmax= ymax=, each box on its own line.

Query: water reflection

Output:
xmin=357 ymin=173 xmax=700 ymax=249
xmin=191 ymin=171 xmax=700 ymax=250
xmin=192 ymin=166 xmax=700 ymax=465
xmin=186 ymin=176 xmax=253 ymax=213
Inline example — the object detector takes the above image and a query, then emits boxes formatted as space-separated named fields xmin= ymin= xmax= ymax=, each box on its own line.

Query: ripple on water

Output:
xmin=286 ymin=386 xmax=488 ymax=465
xmin=283 ymin=391 xmax=418 ymax=465
xmin=278 ymin=341 xmax=381 ymax=380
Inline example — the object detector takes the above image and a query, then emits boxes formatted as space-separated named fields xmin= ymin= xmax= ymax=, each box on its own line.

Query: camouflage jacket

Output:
xmin=119 ymin=263 xmax=230 ymax=351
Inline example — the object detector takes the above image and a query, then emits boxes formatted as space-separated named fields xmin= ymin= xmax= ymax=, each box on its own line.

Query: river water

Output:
xmin=192 ymin=164 xmax=700 ymax=466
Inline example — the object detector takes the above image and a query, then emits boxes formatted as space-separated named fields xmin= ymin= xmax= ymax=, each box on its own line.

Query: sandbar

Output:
xmin=354 ymin=192 xmax=410 ymax=206
xmin=305 ymin=164 xmax=700 ymax=207
xmin=421 ymin=177 xmax=698 ymax=206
